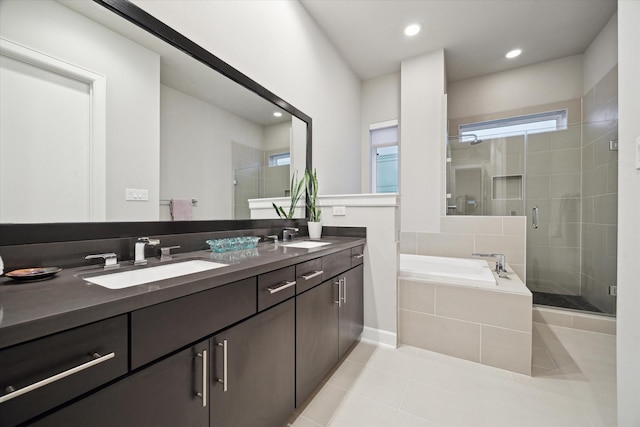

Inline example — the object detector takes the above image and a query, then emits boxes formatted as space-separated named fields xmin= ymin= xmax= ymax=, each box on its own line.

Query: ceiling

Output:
xmin=300 ymin=0 xmax=617 ymax=82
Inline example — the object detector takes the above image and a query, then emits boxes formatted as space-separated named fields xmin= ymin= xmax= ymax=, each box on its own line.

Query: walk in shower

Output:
xmin=446 ymin=114 xmax=618 ymax=315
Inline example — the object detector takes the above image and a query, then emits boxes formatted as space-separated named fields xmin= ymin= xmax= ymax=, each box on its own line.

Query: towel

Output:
xmin=170 ymin=198 xmax=193 ymax=220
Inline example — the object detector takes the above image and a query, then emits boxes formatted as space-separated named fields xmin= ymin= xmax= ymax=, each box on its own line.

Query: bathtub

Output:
xmin=399 ymin=254 xmax=496 ymax=288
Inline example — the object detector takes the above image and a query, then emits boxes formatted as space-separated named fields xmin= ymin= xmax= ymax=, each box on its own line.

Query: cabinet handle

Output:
xmin=266 ymin=280 xmax=296 ymax=294
xmin=532 ymin=206 xmax=539 ymax=229
xmin=301 ymin=270 xmax=323 ymax=280
xmin=196 ymin=350 xmax=207 ymax=407
xmin=333 ymin=279 xmax=342 ymax=306
xmin=342 ymin=277 xmax=347 ymax=304
xmin=352 ymin=254 xmax=364 ymax=259
xmin=0 ymin=352 xmax=115 ymax=404
xmin=217 ymin=340 xmax=228 ymax=392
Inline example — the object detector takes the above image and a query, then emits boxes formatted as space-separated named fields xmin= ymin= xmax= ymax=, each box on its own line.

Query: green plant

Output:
xmin=305 ymin=168 xmax=321 ymax=222
xmin=272 ymin=170 xmax=305 ymax=219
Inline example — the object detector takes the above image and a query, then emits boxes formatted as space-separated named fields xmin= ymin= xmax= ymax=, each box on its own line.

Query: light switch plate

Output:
xmin=332 ymin=206 xmax=346 ymax=216
xmin=126 ymin=188 xmax=149 ymax=201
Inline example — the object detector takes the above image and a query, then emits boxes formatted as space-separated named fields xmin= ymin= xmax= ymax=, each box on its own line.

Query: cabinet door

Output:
xmin=211 ymin=299 xmax=294 ymax=427
xmin=295 ymin=279 xmax=339 ymax=406
xmin=33 ymin=340 xmax=209 ymax=427
xmin=339 ymin=265 xmax=364 ymax=358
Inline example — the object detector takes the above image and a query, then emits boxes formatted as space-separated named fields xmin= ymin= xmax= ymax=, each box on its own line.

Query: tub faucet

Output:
xmin=282 ymin=227 xmax=299 ymax=242
xmin=472 ymin=253 xmax=508 ymax=278
xmin=135 ymin=237 xmax=160 ymax=265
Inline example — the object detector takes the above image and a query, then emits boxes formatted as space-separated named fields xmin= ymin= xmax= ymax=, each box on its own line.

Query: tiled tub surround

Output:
xmin=398 ymin=254 xmax=532 ymax=375
xmin=400 ymin=216 xmax=527 ymax=282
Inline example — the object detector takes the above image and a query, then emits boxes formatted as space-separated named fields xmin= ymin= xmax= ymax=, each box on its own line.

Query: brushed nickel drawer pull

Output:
xmin=196 ymin=350 xmax=207 ymax=407
xmin=353 ymin=254 xmax=364 ymax=259
xmin=266 ymin=281 xmax=296 ymax=294
xmin=334 ymin=279 xmax=342 ymax=306
xmin=0 ymin=352 xmax=115 ymax=404
xmin=301 ymin=270 xmax=323 ymax=280
xmin=217 ymin=340 xmax=228 ymax=392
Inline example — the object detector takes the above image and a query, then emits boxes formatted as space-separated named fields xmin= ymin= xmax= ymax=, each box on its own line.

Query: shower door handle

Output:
xmin=532 ymin=206 xmax=539 ymax=229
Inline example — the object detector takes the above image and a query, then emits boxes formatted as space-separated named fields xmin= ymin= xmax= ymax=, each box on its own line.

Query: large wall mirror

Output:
xmin=0 ymin=0 xmax=311 ymax=224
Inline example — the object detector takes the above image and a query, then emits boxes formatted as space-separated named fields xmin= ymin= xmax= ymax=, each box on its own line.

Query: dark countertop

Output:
xmin=0 ymin=236 xmax=365 ymax=349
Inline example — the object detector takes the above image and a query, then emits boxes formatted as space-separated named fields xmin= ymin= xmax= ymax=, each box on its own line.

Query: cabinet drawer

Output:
xmin=322 ymin=249 xmax=352 ymax=280
xmin=296 ymin=258 xmax=323 ymax=294
xmin=131 ymin=277 xmax=256 ymax=369
xmin=258 ymin=266 xmax=295 ymax=311
xmin=0 ymin=315 xmax=128 ymax=427
xmin=351 ymin=245 xmax=365 ymax=267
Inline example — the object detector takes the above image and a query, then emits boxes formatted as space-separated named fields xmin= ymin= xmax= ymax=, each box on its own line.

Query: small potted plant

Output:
xmin=305 ymin=168 xmax=322 ymax=239
xmin=272 ymin=170 xmax=305 ymax=220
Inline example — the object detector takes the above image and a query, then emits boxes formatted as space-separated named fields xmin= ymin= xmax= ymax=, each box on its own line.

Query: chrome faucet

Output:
xmin=282 ymin=227 xmax=299 ymax=242
xmin=472 ymin=253 xmax=508 ymax=278
xmin=135 ymin=237 xmax=160 ymax=265
xmin=85 ymin=253 xmax=120 ymax=269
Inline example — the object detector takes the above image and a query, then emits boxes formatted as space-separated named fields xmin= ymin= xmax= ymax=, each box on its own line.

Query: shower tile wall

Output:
xmin=449 ymin=135 xmax=525 ymax=216
xmin=581 ymin=65 xmax=618 ymax=315
xmin=525 ymin=124 xmax=582 ymax=295
xmin=232 ymin=142 xmax=262 ymax=219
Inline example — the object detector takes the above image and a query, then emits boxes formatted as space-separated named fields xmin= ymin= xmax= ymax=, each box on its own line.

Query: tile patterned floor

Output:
xmin=288 ymin=322 xmax=617 ymax=427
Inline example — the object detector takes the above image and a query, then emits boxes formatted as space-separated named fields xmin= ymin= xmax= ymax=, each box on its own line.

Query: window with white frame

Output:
xmin=370 ymin=120 xmax=398 ymax=193
xmin=268 ymin=152 xmax=290 ymax=166
xmin=459 ymin=110 xmax=567 ymax=140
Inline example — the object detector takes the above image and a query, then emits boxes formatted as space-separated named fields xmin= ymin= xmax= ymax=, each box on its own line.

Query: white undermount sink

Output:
xmin=84 ymin=260 xmax=227 ymax=289
xmin=281 ymin=241 xmax=332 ymax=249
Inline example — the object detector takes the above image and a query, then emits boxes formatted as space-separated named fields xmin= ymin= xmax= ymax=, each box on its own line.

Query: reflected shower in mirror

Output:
xmin=0 ymin=0 xmax=309 ymax=223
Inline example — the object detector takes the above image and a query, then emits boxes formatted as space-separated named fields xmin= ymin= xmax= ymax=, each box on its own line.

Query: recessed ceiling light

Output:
xmin=505 ymin=49 xmax=522 ymax=59
xmin=404 ymin=23 xmax=422 ymax=37
xmin=273 ymin=112 xmax=282 ymax=117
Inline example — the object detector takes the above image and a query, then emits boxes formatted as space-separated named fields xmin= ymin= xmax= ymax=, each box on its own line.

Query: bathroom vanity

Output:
xmin=0 ymin=236 xmax=365 ymax=426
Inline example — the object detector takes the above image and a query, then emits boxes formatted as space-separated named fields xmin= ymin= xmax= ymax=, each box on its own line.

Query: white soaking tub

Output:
xmin=399 ymin=254 xmax=496 ymax=288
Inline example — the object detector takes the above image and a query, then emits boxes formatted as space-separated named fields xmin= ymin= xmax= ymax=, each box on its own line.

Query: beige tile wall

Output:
xmin=398 ymin=277 xmax=532 ymax=375
xmin=581 ymin=65 xmax=618 ymax=315
xmin=400 ymin=216 xmax=526 ymax=281
xmin=533 ymin=306 xmax=616 ymax=335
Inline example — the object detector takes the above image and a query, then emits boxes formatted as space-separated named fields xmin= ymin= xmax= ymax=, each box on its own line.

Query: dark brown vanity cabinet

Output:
xmin=33 ymin=340 xmax=209 ymax=427
xmin=210 ymin=298 xmax=295 ymax=427
xmin=296 ymin=259 xmax=364 ymax=406
xmin=338 ymin=264 xmax=364 ymax=358
xmin=295 ymin=278 xmax=340 ymax=406
xmin=0 ymin=315 xmax=128 ymax=427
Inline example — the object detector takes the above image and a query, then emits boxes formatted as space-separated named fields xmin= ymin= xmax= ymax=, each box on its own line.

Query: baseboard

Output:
xmin=361 ymin=326 xmax=397 ymax=348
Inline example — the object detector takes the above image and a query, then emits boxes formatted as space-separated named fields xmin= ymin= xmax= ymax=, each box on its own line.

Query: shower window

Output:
xmin=370 ymin=120 xmax=398 ymax=193
xmin=460 ymin=110 xmax=567 ymax=139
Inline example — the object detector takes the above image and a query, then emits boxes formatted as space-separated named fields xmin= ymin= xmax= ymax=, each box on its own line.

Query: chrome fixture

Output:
xmin=472 ymin=253 xmax=508 ymax=278
xmin=282 ymin=227 xmax=299 ymax=242
xmin=532 ymin=206 xmax=539 ymax=229
xmin=159 ymin=245 xmax=180 ymax=262
xmin=447 ymin=133 xmax=484 ymax=145
xmin=85 ymin=252 xmax=120 ymax=269
xmin=134 ymin=237 xmax=160 ymax=265
xmin=266 ymin=234 xmax=279 ymax=243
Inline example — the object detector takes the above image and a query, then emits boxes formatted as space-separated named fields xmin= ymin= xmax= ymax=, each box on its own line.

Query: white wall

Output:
xmin=263 ymin=122 xmax=291 ymax=153
xmin=617 ymin=2 xmax=640 ymax=424
xmin=400 ymin=50 xmax=446 ymax=233
xmin=160 ymin=85 xmax=264 ymax=220
xmin=583 ymin=12 xmax=618 ymax=95
xmin=0 ymin=0 xmax=160 ymax=221
xmin=360 ymin=73 xmax=401 ymax=192
xmin=132 ymin=0 xmax=361 ymax=195
xmin=448 ymin=55 xmax=583 ymax=119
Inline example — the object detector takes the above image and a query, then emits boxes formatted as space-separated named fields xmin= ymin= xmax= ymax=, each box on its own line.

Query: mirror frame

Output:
xmin=0 ymin=0 xmax=312 ymax=246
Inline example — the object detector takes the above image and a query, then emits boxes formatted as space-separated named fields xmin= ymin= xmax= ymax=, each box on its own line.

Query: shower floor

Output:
xmin=532 ymin=291 xmax=603 ymax=313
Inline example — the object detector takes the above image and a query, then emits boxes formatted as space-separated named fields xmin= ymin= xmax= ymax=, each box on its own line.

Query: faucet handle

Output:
xmin=159 ymin=246 xmax=180 ymax=261
xmin=85 ymin=253 xmax=120 ymax=269
xmin=138 ymin=237 xmax=160 ymax=246
xmin=266 ymin=235 xmax=279 ymax=243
